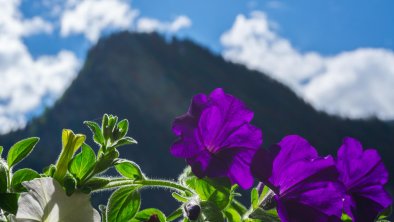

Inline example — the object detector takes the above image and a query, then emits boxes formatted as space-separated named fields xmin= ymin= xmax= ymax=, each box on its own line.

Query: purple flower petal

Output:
xmin=251 ymin=145 xmax=280 ymax=191
xmin=256 ymin=135 xmax=337 ymax=194
xmin=171 ymin=94 xmax=208 ymax=158
xmin=251 ymin=135 xmax=343 ymax=221
xmin=171 ymin=88 xmax=262 ymax=189
xmin=224 ymin=148 xmax=256 ymax=189
xmin=336 ymin=137 xmax=392 ymax=221
xmin=277 ymin=190 xmax=342 ymax=222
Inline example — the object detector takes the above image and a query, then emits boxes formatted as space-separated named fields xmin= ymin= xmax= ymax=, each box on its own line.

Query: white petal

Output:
xmin=16 ymin=177 xmax=100 ymax=222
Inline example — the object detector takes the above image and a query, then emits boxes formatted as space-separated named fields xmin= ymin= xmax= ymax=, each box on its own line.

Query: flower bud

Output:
xmin=146 ymin=214 xmax=160 ymax=222
xmin=260 ymin=189 xmax=276 ymax=210
xmin=184 ymin=200 xmax=201 ymax=221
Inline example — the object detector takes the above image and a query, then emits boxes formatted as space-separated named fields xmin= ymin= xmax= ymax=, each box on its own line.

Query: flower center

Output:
xmin=206 ymin=145 xmax=219 ymax=154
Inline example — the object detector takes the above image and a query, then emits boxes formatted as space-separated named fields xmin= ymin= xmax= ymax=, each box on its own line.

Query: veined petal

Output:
xmin=337 ymin=138 xmax=388 ymax=188
xmin=251 ymin=135 xmax=343 ymax=222
xmin=336 ymin=137 xmax=392 ymax=221
xmin=225 ymin=149 xmax=256 ymax=189
xmin=171 ymin=88 xmax=262 ymax=188
xmin=271 ymin=136 xmax=318 ymax=184
xmin=16 ymin=178 xmax=100 ymax=222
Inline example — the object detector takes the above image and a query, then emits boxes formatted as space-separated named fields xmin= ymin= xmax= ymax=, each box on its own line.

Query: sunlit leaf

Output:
xmin=107 ymin=186 xmax=140 ymax=222
xmin=84 ymin=121 xmax=105 ymax=145
xmin=0 ymin=160 xmax=7 ymax=193
xmin=114 ymin=159 xmax=143 ymax=180
xmin=186 ymin=176 xmax=231 ymax=210
xmin=131 ymin=208 xmax=166 ymax=222
xmin=7 ymin=137 xmax=39 ymax=168
xmin=11 ymin=168 xmax=40 ymax=192
xmin=69 ymin=144 xmax=96 ymax=182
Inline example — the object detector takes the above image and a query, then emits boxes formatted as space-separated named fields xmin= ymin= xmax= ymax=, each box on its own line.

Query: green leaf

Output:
xmin=7 ymin=137 xmax=39 ymax=168
xmin=249 ymin=208 xmax=280 ymax=222
xmin=197 ymin=201 xmax=224 ymax=222
xmin=167 ymin=208 xmax=183 ymax=222
xmin=42 ymin=164 xmax=56 ymax=177
xmin=69 ymin=144 xmax=96 ymax=182
xmin=103 ymin=115 xmax=118 ymax=142
xmin=114 ymin=159 xmax=143 ymax=180
xmin=108 ymin=115 xmax=118 ymax=132
xmin=172 ymin=192 xmax=188 ymax=203
xmin=107 ymin=186 xmax=141 ymax=222
xmin=178 ymin=166 xmax=194 ymax=185
xmin=94 ymin=149 xmax=119 ymax=174
xmin=82 ymin=177 xmax=110 ymax=191
xmin=0 ymin=146 xmax=3 ymax=157
xmin=84 ymin=121 xmax=105 ymax=145
xmin=0 ymin=193 xmax=19 ymax=214
xmin=230 ymin=200 xmax=247 ymax=215
xmin=251 ymin=188 xmax=259 ymax=209
xmin=101 ymin=114 xmax=109 ymax=139
xmin=186 ymin=176 xmax=231 ymax=210
xmin=11 ymin=168 xmax=40 ymax=192
xmin=378 ymin=206 xmax=392 ymax=220
xmin=131 ymin=208 xmax=166 ymax=222
xmin=63 ymin=174 xmax=77 ymax=196
xmin=116 ymin=119 xmax=129 ymax=139
xmin=99 ymin=205 xmax=107 ymax=222
xmin=0 ymin=160 xmax=7 ymax=193
xmin=341 ymin=213 xmax=352 ymax=222
xmin=257 ymin=185 xmax=268 ymax=200
xmin=224 ymin=206 xmax=242 ymax=222
xmin=111 ymin=137 xmax=137 ymax=149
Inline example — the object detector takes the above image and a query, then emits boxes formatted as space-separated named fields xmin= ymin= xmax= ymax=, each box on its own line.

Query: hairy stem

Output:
xmin=93 ymin=178 xmax=195 ymax=195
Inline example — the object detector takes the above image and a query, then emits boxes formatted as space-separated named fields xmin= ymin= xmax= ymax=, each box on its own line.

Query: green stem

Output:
xmin=242 ymin=189 xmax=275 ymax=220
xmin=7 ymin=168 xmax=11 ymax=192
xmin=242 ymin=204 xmax=255 ymax=221
xmin=93 ymin=178 xmax=195 ymax=195
xmin=95 ymin=181 xmax=136 ymax=191
xmin=134 ymin=179 xmax=193 ymax=194
xmin=232 ymin=200 xmax=248 ymax=215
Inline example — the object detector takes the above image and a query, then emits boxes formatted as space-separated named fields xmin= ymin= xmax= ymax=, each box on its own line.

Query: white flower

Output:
xmin=15 ymin=177 xmax=100 ymax=222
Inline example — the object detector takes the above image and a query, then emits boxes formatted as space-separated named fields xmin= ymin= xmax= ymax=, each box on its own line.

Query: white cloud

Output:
xmin=60 ymin=0 xmax=139 ymax=42
xmin=0 ymin=0 xmax=80 ymax=134
xmin=0 ymin=0 xmax=53 ymax=37
xmin=137 ymin=15 xmax=192 ymax=33
xmin=221 ymin=11 xmax=394 ymax=120
xmin=0 ymin=0 xmax=193 ymax=134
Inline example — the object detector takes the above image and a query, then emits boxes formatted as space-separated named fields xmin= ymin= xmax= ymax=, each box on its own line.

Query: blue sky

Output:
xmin=20 ymin=0 xmax=394 ymax=57
xmin=1 ymin=0 xmax=394 ymax=133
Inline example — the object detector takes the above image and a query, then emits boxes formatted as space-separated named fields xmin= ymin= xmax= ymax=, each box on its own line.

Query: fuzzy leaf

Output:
xmin=131 ymin=208 xmax=166 ymax=222
xmin=107 ymin=186 xmax=140 ymax=222
xmin=0 ymin=160 xmax=7 ymax=193
xmin=11 ymin=168 xmax=40 ymax=192
xmin=84 ymin=121 xmax=105 ymax=145
xmin=7 ymin=137 xmax=39 ymax=168
xmin=69 ymin=144 xmax=96 ymax=181
xmin=115 ymin=159 xmax=143 ymax=180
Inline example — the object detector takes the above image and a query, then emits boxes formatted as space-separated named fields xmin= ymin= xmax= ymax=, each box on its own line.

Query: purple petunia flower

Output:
xmin=336 ymin=137 xmax=392 ymax=222
xmin=251 ymin=135 xmax=343 ymax=222
xmin=170 ymin=88 xmax=262 ymax=189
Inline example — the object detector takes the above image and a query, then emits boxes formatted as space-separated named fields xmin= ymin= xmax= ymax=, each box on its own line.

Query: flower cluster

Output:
xmin=0 ymin=88 xmax=391 ymax=222
xmin=171 ymin=88 xmax=392 ymax=222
